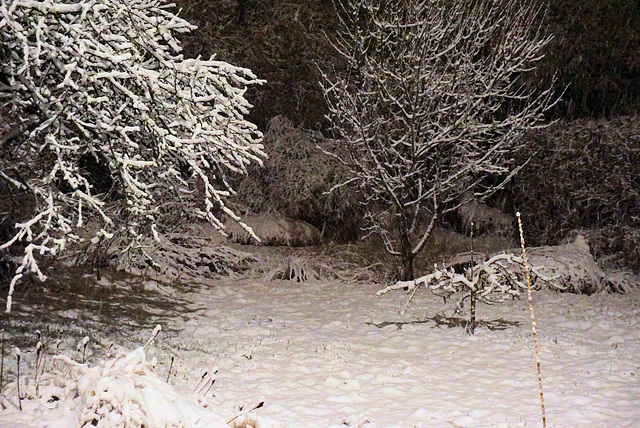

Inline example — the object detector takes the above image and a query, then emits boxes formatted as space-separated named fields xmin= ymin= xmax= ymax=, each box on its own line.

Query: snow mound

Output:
xmin=225 ymin=213 xmax=321 ymax=247
xmin=1 ymin=347 xmax=229 ymax=428
xmin=520 ymin=234 xmax=605 ymax=293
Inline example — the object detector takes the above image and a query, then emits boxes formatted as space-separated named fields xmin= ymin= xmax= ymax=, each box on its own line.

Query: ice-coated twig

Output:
xmin=143 ymin=325 xmax=162 ymax=351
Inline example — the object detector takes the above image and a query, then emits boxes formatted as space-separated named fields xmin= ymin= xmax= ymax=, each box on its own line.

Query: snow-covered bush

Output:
xmin=224 ymin=212 xmax=321 ymax=247
xmin=110 ymin=231 xmax=258 ymax=282
xmin=0 ymin=0 xmax=265 ymax=310
xmin=378 ymin=235 xmax=634 ymax=317
xmin=1 ymin=344 xmax=230 ymax=427
xmin=234 ymin=116 xmax=364 ymax=241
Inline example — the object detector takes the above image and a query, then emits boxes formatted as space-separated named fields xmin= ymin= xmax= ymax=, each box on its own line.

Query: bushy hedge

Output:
xmin=541 ymin=0 xmax=640 ymax=118
xmin=233 ymin=116 xmax=364 ymax=241
xmin=513 ymin=115 xmax=640 ymax=272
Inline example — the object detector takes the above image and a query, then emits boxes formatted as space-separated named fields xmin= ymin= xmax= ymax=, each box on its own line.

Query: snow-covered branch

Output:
xmin=378 ymin=235 xmax=613 ymax=314
xmin=0 ymin=0 xmax=265 ymax=311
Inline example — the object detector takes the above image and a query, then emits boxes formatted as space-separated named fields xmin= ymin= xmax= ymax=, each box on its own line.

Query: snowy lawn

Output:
xmin=1 ymin=270 xmax=639 ymax=427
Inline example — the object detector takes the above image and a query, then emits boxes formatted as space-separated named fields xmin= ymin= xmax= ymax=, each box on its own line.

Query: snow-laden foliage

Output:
xmin=321 ymin=0 xmax=556 ymax=281
xmin=225 ymin=212 xmax=321 ymax=247
xmin=0 ymin=0 xmax=265 ymax=311
xmin=233 ymin=116 xmax=364 ymax=241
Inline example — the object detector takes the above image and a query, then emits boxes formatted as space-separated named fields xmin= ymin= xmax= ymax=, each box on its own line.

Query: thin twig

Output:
xmin=203 ymin=378 xmax=216 ymax=396
xmin=80 ymin=336 xmax=89 ymax=364
xmin=193 ymin=371 xmax=208 ymax=393
xmin=197 ymin=370 xmax=218 ymax=394
xmin=143 ymin=325 xmax=162 ymax=351
xmin=35 ymin=341 xmax=43 ymax=396
xmin=401 ymin=285 xmax=420 ymax=315
xmin=227 ymin=401 xmax=265 ymax=425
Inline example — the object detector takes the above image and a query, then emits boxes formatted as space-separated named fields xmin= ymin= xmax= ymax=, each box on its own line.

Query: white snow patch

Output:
xmin=1 ymin=276 xmax=639 ymax=427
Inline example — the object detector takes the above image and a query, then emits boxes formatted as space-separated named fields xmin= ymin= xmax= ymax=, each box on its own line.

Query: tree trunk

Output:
xmin=398 ymin=225 xmax=415 ymax=281
xmin=402 ymin=254 xmax=414 ymax=281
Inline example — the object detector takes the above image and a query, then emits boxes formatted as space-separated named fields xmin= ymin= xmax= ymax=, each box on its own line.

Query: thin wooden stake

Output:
xmin=469 ymin=222 xmax=476 ymax=335
xmin=517 ymin=212 xmax=547 ymax=428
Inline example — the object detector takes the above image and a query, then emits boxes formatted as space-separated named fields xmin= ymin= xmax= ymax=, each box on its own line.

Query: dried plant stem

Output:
xmin=227 ymin=401 xmax=265 ymax=425
xmin=194 ymin=371 xmax=208 ymax=393
xmin=0 ymin=330 xmax=4 ymax=392
xmin=166 ymin=356 xmax=174 ymax=383
xmin=203 ymin=378 xmax=216 ymax=396
xmin=197 ymin=370 xmax=218 ymax=394
xmin=143 ymin=325 xmax=162 ymax=351
xmin=517 ymin=212 xmax=546 ymax=428
xmin=35 ymin=341 xmax=43 ymax=395
xmin=15 ymin=348 xmax=22 ymax=411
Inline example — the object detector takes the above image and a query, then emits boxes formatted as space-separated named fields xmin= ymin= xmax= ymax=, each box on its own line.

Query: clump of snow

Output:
xmin=1 ymin=346 xmax=230 ymax=427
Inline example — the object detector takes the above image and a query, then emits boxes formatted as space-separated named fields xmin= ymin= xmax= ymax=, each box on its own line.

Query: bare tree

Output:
xmin=320 ymin=0 xmax=556 ymax=280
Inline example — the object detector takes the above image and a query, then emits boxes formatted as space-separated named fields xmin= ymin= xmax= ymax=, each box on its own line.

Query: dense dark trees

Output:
xmin=175 ymin=0 xmax=339 ymax=130
xmin=174 ymin=0 xmax=640 ymax=129
xmin=542 ymin=0 xmax=640 ymax=118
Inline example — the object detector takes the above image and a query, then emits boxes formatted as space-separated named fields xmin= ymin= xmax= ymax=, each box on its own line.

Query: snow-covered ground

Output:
xmin=1 ymin=261 xmax=639 ymax=427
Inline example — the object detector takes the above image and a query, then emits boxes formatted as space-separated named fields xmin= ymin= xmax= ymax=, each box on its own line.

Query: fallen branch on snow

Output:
xmin=378 ymin=235 xmax=629 ymax=314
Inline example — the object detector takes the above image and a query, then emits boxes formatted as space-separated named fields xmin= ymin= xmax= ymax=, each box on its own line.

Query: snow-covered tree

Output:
xmin=0 ymin=0 xmax=265 ymax=311
xmin=320 ymin=0 xmax=556 ymax=280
